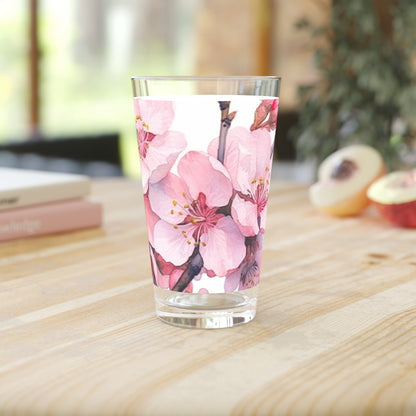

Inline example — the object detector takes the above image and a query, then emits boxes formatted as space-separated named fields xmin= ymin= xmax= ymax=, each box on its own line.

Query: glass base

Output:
xmin=153 ymin=285 xmax=258 ymax=329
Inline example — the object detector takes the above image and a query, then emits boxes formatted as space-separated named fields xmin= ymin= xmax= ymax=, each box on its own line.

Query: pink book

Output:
xmin=0 ymin=199 xmax=102 ymax=242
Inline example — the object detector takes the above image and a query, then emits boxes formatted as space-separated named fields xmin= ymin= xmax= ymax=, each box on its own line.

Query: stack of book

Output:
xmin=0 ymin=167 xmax=103 ymax=242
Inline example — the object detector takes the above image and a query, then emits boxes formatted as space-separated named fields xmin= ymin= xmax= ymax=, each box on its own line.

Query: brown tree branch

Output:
xmin=217 ymin=101 xmax=236 ymax=163
xmin=172 ymin=248 xmax=204 ymax=292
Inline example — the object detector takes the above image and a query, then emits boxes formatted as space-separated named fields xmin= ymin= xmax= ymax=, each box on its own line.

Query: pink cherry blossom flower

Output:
xmin=148 ymin=151 xmax=246 ymax=278
xmin=208 ymin=126 xmax=273 ymax=237
xmin=134 ymin=99 xmax=187 ymax=192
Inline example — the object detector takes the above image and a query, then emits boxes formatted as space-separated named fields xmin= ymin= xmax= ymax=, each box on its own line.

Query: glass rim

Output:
xmin=131 ymin=75 xmax=281 ymax=82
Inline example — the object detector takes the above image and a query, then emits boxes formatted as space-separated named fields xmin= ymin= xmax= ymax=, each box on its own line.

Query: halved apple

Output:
xmin=367 ymin=169 xmax=416 ymax=228
xmin=309 ymin=145 xmax=386 ymax=216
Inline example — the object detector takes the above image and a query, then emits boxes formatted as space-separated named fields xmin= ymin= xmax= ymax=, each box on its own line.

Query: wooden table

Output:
xmin=1 ymin=178 xmax=416 ymax=415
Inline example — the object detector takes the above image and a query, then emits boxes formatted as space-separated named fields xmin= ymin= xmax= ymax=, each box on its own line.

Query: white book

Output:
xmin=0 ymin=168 xmax=91 ymax=211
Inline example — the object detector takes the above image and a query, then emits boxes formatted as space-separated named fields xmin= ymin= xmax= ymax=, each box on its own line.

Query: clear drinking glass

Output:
xmin=131 ymin=76 xmax=281 ymax=329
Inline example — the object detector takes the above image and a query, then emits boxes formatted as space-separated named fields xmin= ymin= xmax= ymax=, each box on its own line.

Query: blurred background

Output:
xmin=1 ymin=0 xmax=415 ymax=180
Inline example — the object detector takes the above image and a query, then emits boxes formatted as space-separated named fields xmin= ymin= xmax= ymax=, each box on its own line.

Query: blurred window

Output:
xmin=0 ymin=0 xmax=28 ymax=140
xmin=40 ymin=0 xmax=199 ymax=138
xmin=1 ymin=0 xmax=200 ymax=175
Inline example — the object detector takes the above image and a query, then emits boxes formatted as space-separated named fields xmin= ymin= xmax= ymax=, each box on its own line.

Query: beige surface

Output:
xmin=1 ymin=178 xmax=416 ymax=415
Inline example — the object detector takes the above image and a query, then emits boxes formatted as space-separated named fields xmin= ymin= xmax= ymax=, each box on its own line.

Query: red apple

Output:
xmin=309 ymin=145 xmax=386 ymax=216
xmin=367 ymin=169 xmax=416 ymax=228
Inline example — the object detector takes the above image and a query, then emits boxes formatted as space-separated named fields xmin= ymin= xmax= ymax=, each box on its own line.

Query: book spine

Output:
xmin=0 ymin=179 xmax=91 ymax=211
xmin=0 ymin=199 xmax=102 ymax=242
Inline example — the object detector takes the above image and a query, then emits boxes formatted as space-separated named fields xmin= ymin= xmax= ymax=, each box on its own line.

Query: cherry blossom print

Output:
xmin=134 ymin=98 xmax=187 ymax=192
xmin=209 ymin=126 xmax=273 ymax=236
xmin=225 ymin=233 xmax=264 ymax=291
xmin=169 ymin=268 xmax=193 ymax=292
xmin=149 ymin=245 xmax=169 ymax=288
xmin=133 ymin=95 xmax=279 ymax=293
xmin=148 ymin=151 xmax=246 ymax=277
xmin=143 ymin=194 xmax=160 ymax=245
xmin=149 ymin=246 xmax=193 ymax=292
xmin=250 ymin=98 xmax=279 ymax=131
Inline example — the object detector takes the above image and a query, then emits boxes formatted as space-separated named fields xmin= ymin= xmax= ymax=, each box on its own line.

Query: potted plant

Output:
xmin=290 ymin=0 xmax=416 ymax=172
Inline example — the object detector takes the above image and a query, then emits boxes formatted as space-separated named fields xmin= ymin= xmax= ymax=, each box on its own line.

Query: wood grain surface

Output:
xmin=1 ymin=178 xmax=415 ymax=416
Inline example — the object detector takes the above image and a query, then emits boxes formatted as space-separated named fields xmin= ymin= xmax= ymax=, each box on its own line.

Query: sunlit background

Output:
xmin=1 ymin=0 xmax=415 ymax=179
